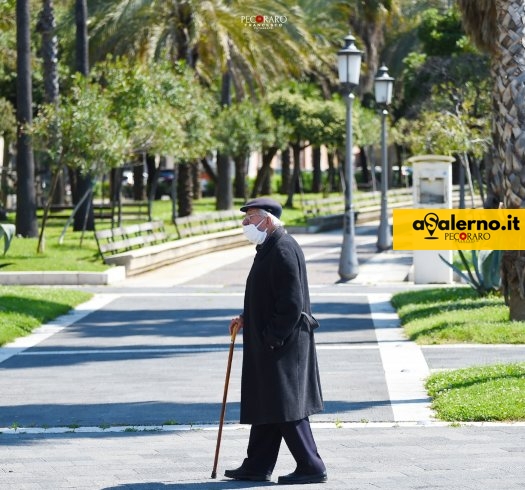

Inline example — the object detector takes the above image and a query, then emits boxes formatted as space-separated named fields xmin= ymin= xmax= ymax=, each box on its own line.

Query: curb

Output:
xmin=0 ymin=266 xmax=126 ymax=286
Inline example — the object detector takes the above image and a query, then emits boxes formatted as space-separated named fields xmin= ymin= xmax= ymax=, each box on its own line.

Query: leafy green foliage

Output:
xmin=253 ymin=102 xmax=291 ymax=152
xmin=94 ymin=58 xmax=216 ymax=161
xmin=426 ymin=363 xmax=525 ymax=421
xmin=418 ymin=7 xmax=473 ymax=56
xmin=31 ymin=73 xmax=130 ymax=176
xmin=398 ymin=110 xmax=488 ymax=157
xmin=397 ymin=39 xmax=489 ymax=123
xmin=267 ymin=83 xmax=364 ymax=151
xmin=149 ymin=62 xmax=216 ymax=161
xmin=31 ymin=58 xmax=218 ymax=182
xmin=0 ymin=97 xmax=15 ymax=140
xmin=0 ymin=223 xmax=14 ymax=255
xmin=0 ymin=0 xmax=16 ymax=102
xmin=439 ymin=250 xmax=502 ymax=297
xmin=94 ymin=57 xmax=179 ymax=154
xmin=214 ymin=99 xmax=261 ymax=158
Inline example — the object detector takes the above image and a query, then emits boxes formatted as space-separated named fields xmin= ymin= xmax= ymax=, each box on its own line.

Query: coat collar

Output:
xmin=255 ymin=226 xmax=286 ymax=258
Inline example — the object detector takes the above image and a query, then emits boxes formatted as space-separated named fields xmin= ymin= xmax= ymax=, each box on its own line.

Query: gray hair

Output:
xmin=256 ymin=209 xmax=284 ymax=227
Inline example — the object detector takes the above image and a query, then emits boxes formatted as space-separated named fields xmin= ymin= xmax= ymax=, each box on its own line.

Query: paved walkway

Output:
xmin=1 ymin=225 xmax=525 ymax=489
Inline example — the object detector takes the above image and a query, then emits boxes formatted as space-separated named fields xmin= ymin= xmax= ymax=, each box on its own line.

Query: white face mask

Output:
xmin=242 ymin=219 xmax=268 ymax=245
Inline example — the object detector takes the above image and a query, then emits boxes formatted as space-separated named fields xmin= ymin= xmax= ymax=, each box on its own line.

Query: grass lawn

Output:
xmin=390 ymin=287 xmax=525 ymax=344
xmin=1 ymin=230 xmax=106 ymax=272
xmin=0 ymin=286 xmax=93 ymax=346
xmin=426 ymin=363 xmax=525 ymax=421
xmin=391 ymin=287 xmax=525 ymax=421
xmin=0 ymin=195 xmax=312 ymax=273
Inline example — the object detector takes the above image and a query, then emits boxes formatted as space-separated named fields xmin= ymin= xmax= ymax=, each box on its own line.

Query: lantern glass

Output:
xmin=374 ymin=65 xmax=394 ymax=105
xmin=337 ymin=35 xmax=362 ymax=87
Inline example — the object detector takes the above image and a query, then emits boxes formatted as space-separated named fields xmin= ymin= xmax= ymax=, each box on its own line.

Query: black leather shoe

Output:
xmin=278 ymin=470 xmax=327 ymax=485
xmin=224 ymin=466 xmax=271 ymax=482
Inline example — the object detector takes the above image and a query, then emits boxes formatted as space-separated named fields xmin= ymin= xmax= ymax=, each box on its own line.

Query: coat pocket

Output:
xmin=300 ymin=311 xmax=320 ymax=331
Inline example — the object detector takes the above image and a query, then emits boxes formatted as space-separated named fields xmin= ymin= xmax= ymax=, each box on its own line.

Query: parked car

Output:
xmin=155 ymin=169 xmax=174 ymax=199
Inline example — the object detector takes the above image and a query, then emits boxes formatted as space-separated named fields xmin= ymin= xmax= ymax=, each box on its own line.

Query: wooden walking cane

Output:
xmin=211 ymin=321 xmax=240 ymax=479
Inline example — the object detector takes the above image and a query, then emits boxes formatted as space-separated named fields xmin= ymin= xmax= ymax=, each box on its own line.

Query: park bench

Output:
xmin=95 ymin=210 xmax=245 ymax=276
xmin=38 ymin=201 xmax=150 ymax=224
xmin=94 ymin=220 xmax=169 ymax=261
xmin=302 ymin=188 xmax=414 ymax=232
xmin=173 ymin=210 xmax=241 ymax=238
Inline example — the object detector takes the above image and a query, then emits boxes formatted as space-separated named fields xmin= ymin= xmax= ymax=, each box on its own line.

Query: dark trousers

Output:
xmin=242 ymin=417 xmax=325 ymax=475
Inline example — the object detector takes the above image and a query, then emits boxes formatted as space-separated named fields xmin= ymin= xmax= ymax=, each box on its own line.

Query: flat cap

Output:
xmin=240 ymin=197 xmax=282 ymax=219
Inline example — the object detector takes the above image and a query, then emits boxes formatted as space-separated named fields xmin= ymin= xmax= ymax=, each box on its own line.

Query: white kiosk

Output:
xmin=409 ymin=155 xmax=454 ymax=284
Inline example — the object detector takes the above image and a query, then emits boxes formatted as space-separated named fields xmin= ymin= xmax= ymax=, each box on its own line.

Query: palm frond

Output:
xmin=457 ymin=0 xmax=497 ymax=53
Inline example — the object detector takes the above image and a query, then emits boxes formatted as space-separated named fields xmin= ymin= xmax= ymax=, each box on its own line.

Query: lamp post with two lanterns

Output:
xmin=374 ymin=64 xmax=395 ymax=251
xmin=337 ymin=33 xmax=363 ymax=281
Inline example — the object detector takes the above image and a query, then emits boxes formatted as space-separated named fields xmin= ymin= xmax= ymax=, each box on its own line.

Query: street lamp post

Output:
xmin=337 ymin=33 xmax=362 ymax=280
xmin=374 ymin=64 xmax=394 ymax=251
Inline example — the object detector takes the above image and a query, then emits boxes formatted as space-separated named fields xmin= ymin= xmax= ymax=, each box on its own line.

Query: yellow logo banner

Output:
xmin=393 ymin=209 xmax=525 ymax=250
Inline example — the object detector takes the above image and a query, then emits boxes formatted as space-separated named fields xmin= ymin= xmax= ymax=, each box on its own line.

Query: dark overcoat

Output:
xmin=240 ymin=227 xmax=324 ymax=425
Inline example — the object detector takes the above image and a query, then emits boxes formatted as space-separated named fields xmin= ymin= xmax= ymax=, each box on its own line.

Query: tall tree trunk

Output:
xmin=132 ymin=158 xmax=145 ymax=201
xmin=177 ymin=163 xmax=192 ymax=217
xmin=170 ymin=164 xmax=179 ymax=222
xmin=351 ymin=18 xmax=384 ymax=94
xmin=201 ymin=156 xmax=216 ymax=184
xmin=109 ymin=167 xmax=121 ymax=227
xmin=251 ymin=147 xmax=277 ymax=198
xmin=493 ymin=2 xmax=525 ymax=320
xmin=37 ymin=0 xmax=65 ymax=252
xmin=285 ymin=142 xmax=302 ymax=208
xmin=359 ymin=145 xmax=370 ymax=187
xmin=39 ymin=0 xmax=59 ymax=104
xmin=261 ymin=161 xmax=272 ymax=195
xmin=15 ymin=0 xmax=38 ymax=237
xmin=216 ymin=66 xmax=233 ymax=210
xmin=312 ymin=146 xmax=321 ymax=193
xmin=192 ymin=160 xmax=201 ymax=200
xmin=233 ymin=155 xmax=248 ymax=199
xmin=280 ymin=146 xmax=291 ymax=195
xmin=73 ymin=0 xmax=94 ymax=232
xmin=145 ymin=153 xmax=157 ymax=200
xmin=326 ymin=150 xmax=337 ymax=193
xmin=38 ymin=0 xmax=64 ymax=208
xmin=75 ymin=0 xmax=88 ymax=76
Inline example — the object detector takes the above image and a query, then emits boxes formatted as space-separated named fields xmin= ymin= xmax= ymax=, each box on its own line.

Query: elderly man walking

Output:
xmin=224 ymin=197 xmax=327 ymax=485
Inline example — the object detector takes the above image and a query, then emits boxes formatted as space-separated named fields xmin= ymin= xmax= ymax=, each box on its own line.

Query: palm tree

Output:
xmin=0 ymin=0 xmax=16 ymax=71
xmin=87 ymin=0 xmax=318 ymax=209
xmin=38 ymin=0 xmax=59 ymax=104
xmin=0 ymin=2 xmax=17 ymax=210
xmin=457 ymin=0 xmax=525 ymax=319
xmin=297 ymin=0 xmax=350 ymax=96
xmin=72 ymin=0 xmax=95 ymax=232
xmin=336 ymin=0 xmax=398 ymax=94
xmin=15 ymin=0 xmax=38 ymax=237
xmin=88 ymin=0 xmax=315 ymax=91
xmin=37 ymin=0 xmax=63 ymax=206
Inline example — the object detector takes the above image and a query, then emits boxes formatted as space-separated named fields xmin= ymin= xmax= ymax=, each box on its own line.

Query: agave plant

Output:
xmin=439 ymin=249 xmax=502 ymax=297
xmin=0 ymin=223 xmax=15 ymax=256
